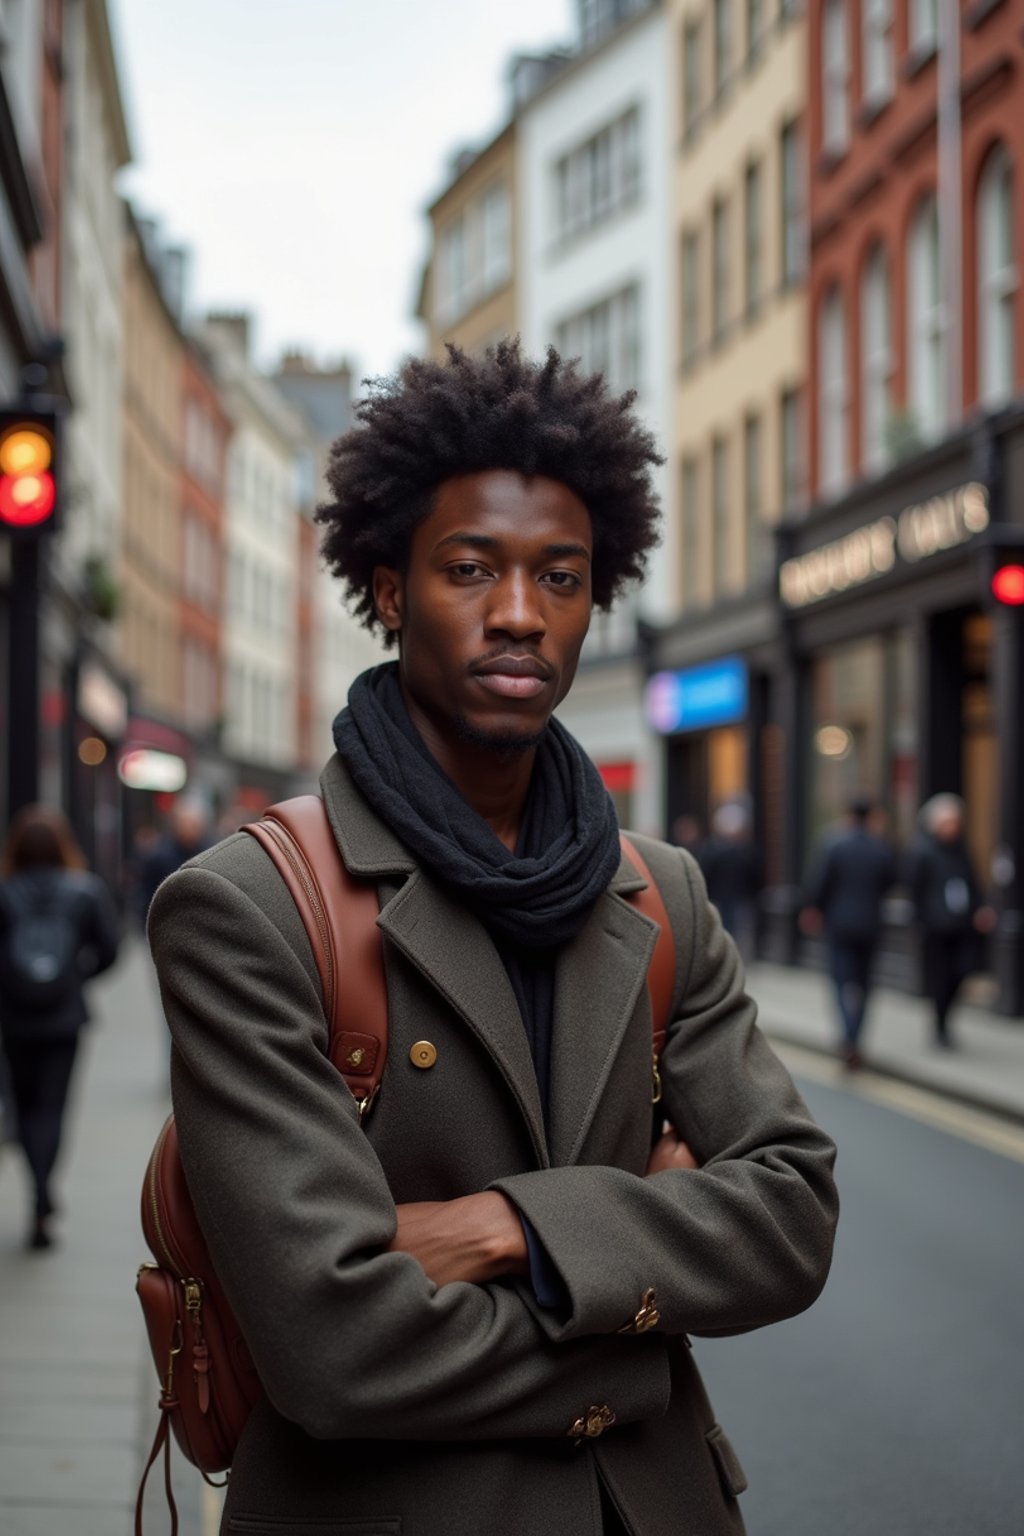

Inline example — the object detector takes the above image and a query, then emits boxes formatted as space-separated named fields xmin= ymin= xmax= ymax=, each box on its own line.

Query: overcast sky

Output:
xmin=109 ymin=0 xmax=576 ymax=379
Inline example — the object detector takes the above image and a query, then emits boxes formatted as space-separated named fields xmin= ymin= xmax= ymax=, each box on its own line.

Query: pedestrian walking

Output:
xmin=800 ymin=796 xmax=896 ymax=1068
xmin=135 ymin=798 xmax=211 ymax=920
xmin=0 ymin=805 xmax=119 ymax=1248
xmin=909 ymin=794 xmax=996 ymax=1049
xmin=148 ymin=341 xmax=837 ymax=1536
xmin=697 ymin=802 xmax=761 ymax=954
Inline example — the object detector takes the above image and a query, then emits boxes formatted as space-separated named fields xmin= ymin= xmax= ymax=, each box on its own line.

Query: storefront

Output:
xmin=774 ymin=410 xmax=1024 ymax=1013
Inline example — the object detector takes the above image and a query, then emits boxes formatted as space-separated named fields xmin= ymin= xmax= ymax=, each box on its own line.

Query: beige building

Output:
xmin=417 ymin=123 xmax=518 ymax=358
xmin=120 ymin=205 xmax=187 ymax=724
xmin=648 ymin=0 xmax=807 ymax=838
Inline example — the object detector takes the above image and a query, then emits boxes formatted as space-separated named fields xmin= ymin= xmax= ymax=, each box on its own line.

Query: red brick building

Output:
xmin=808 ymin=0 xmax=1023 ymax=495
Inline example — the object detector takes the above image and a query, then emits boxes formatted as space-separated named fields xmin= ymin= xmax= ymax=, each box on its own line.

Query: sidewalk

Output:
xmin=748 ymin=960 xmax=1024 ymax=1123
xmin=0 ymin=937 xmax=208 ymax=1536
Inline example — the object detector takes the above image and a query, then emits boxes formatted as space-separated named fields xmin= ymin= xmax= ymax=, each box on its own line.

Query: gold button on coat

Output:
xmin=409 ymin=1040 xmax=437 ymax=1069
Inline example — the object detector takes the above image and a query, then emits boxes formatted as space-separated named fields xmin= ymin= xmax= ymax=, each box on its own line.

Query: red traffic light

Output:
xmin=0 ymin=420 xmax=56 ymax=530
xmin=991 ymin=564 xmax=1024 ymax=606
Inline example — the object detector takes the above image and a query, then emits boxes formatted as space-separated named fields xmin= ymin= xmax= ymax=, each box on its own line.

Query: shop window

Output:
xmin=821 ymin=0 xmax=850 ymax=159
xmin=860 ymin=241 xmax=892 ymax=474
xmin=818 ymin=284 xmax=848 ymax=497
xmin=977 ymin=144 xmax=1016 ymax=408
xmin=907 ymin=193 xmax=945 ymax=440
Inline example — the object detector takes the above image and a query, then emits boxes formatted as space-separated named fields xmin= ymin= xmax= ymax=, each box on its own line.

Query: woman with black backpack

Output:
xmin=0 ymin=805 xmax=119 ymax=1248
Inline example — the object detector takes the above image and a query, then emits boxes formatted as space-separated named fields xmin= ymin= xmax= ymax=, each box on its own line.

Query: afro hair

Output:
xmin=315 ymin=338 xmax=663 ymax=644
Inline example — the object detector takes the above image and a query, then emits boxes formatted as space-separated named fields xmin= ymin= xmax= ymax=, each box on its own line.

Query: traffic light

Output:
xmin=975 ymin=528 xmax=1024 ymax=610
xmin=0 ymin=409 xmax=58 ymax=535
xmin=991 ymin=560 xmax=1024 ymax=607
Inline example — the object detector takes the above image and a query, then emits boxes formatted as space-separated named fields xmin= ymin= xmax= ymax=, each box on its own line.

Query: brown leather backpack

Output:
xmin=135 ymin=797 xmax=675 ymax=1531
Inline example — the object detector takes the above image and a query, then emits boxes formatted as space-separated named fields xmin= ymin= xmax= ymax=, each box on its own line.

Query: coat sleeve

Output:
xmin=491 ymin=848 xmax=839 ymax=1343
xmin=148 ymin=863 xmax=671 ymax=1444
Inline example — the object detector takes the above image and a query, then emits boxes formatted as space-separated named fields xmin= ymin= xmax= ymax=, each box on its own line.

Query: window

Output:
xmin=860 ymin=243 xmax=892 ymax=473
xmin=744 ymin=413 xmax=763 ymax=585
xmin=714 ymin=0 xmax=732 ymax=95
xmin=555 ymin=284 xmax=642 ymax=394
xmin=907 ymin=194 xmax=944 ymax=439
xmin=780 ymin=120 xmax=804 ymax=286
xmin=481 ymin=185 xmax=511 ymax=293
xmin=746 ymin=0 xmax=766 ymax=60
xmin=682 ymin=455 xmax=700 ymax=606
xmin=712 ymin=195 xmax=730 ymax=342
xmin=978 ymin=145 xmax=1017 ymax=407
xmin=818 ymin=285 xmax=848 ymax=496
xmin=781 ymin=387 xmax=804 ymax=513
xmin=712 ymin=435 xmax=730 ymax=593
xmin=682 ymin=229 xmax=700 ymax=367
xmin=683 ymin=20 xmax=702 ymax=138
xmin=744 ymin=160 xmax=763 ymax=316
xmin=862 ymin=0 xmax=893 ymax=107
xmin=821 ymin=0 xmax=850 ymax=157
xmin=909 ymin=0 xmax=937 ymax=53
xmin=554 ymin=108 xmax=642 ymax=244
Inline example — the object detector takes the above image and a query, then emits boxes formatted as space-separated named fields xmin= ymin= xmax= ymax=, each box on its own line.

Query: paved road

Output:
xmin=695 ymin=1052 xmax=1024 ymax=1536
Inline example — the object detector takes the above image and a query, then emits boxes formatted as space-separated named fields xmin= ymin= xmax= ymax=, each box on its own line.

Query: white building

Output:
xmin=204 ymin=316 xmax=303 ymax=781
xmin=517 ymin=0 xmax=671 ymax=833
xmin=59 ymin=0 xmax=131 ymax=583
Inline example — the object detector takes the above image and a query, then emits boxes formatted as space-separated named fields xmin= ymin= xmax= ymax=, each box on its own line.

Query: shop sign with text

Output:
xmin=779 ymin=482 xmax=990 ymax=609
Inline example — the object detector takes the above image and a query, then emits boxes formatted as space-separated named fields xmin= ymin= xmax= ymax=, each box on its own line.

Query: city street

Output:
xmin=697 ymin=1050 xmax=1024 ymax=1536
xmin=1 ymin=942 xmax=1023 ymax=1535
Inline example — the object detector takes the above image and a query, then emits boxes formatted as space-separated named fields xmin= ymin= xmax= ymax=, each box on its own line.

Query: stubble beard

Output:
xmin=453 ymin=711 xmax=548 ymax=758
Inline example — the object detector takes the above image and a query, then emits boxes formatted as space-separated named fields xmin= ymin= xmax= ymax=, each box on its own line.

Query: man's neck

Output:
xmin=401 ymin=687 xmax=536 ymax=853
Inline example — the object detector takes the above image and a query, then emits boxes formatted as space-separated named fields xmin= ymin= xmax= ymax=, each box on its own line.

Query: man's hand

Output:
xmin=646 ymin=1127 xmax=699 ymax=1175
xmin=388 ymin=1191 xmax=529 ymax=1287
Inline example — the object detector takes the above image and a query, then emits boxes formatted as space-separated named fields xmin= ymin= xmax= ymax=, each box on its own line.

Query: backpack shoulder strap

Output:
xmin=243 ymin=796 xmax=388 ymax=1123
xmin=619 ymin=834 xmax=677 ymax=1082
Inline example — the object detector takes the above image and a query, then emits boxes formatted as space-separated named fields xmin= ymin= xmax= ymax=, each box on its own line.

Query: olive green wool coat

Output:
xmin=148 ymin=755 xmax=839 ymax=1536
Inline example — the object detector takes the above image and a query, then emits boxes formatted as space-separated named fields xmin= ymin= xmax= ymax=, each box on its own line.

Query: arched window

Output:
xmin=977 ymin=144 xmax=1017 ymax=406
xmin=860 ymin=243 xmax=892 ymax=473
xmin=818 ymin=284 xmax=848 ymax=496
xmin=821 ymin=0 xmax=849 ymax=157
xmin=907 ymin=195 xmax=944 ymax=440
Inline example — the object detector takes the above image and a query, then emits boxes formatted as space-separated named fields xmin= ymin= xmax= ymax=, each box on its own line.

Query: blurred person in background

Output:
xmin=669 ymin=812 xmax=702 ymax=858
xmin=800 ymin=796 xmax=896 ymax=1069
xmin=0 ymin=806 xmax=120 ymax=1248
xmin=909 ymin=794 xmax=996 ymax=1050
xmin=136 ymin=797 xmax=211 ymax=919
xmin=697 ymin=802 xmax=761 ymax=955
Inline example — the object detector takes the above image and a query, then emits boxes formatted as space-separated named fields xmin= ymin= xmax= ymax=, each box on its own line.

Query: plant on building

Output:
xmin=83 ymin=555 xmax=121 ymax=622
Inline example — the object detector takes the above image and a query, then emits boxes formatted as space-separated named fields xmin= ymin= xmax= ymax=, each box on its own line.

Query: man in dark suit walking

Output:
xmin=802 ymin=797 xmax=896 ymax=1068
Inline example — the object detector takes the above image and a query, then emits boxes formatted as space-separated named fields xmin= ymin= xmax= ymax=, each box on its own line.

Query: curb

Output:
xmin=759 ymin=1020 xmax=1024 ymax=1130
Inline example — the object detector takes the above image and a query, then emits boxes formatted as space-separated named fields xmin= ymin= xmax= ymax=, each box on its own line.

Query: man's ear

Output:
xmin=372 ymin=566 xmax=404 ymax=635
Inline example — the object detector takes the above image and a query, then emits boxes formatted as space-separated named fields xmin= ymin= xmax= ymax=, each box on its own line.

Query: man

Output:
xmin=697 ymin=802 xmax=761 ymax=955
xmin=135 ymin=799 xmax=210 ymax=921
xmin=909 ymin=794 xmax=996 ymax=1049
xmin=149 ymin=342 xmax=837 ymax=1536
xmin=801 ymin=797 xmax=896 ymax=1068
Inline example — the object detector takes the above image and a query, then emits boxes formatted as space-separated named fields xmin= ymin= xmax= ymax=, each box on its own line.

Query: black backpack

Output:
xmin=1 ymin=878 xmax=81 ymax=1009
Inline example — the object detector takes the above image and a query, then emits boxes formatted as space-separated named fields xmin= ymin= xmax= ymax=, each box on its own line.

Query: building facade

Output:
xmin=778 ymin=0 xmax=1024 ymax=1010
xmin=418 ymin=124 xmax=518 ymax=359
xmin=649 ymin=0 xmax=807 ymax=869
xmin=518 ymin=0 xmax=672 ymax=831
xmin=205 ymin=315 xmax=303 ymax=803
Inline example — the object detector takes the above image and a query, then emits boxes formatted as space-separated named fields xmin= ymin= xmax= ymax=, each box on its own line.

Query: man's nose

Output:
xmin=484 ymin=570 xmax=545 ymax=639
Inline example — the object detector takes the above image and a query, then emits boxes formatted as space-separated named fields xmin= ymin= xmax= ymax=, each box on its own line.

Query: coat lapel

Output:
xmin=547 ymin=858 xmax=659 ymax=1167
xmin=377 ymin=870 xmax=549 ymax=1168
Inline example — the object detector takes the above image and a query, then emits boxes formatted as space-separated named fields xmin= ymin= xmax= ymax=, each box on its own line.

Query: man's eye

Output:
xmin=543 ymin=570 xmax=582 ymax=589
xmin=450 ymin=562 xmax=486 ymax=578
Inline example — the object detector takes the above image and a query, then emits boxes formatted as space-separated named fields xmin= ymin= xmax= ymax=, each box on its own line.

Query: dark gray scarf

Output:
xmin=332 ymin=664 xmax=620 ymax=950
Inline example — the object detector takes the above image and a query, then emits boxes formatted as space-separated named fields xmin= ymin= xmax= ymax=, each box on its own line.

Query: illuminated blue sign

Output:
xmin=644 ymin=658 xmax=748 ymax=735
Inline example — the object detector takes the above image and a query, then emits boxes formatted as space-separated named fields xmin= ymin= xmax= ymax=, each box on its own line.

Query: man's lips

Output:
xmin=471 ymin=656 xmax=552 ymax=700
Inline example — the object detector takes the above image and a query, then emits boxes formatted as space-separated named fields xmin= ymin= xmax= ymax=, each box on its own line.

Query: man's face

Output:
xmin=373 ymin=470 xmax=593 ymax=754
